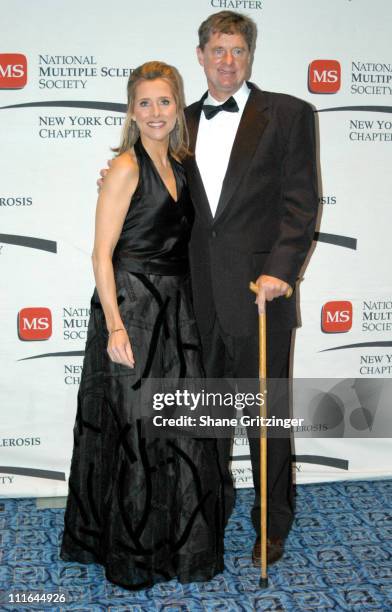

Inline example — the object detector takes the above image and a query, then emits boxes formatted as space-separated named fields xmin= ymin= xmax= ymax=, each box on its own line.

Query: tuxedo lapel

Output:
xmin=214 ymin=85 xmax=269 ymax=222
xmin=186 ymin=96 xmax=204 ymax=154
xmin=184 ymin=94 xmax=213 ymax=224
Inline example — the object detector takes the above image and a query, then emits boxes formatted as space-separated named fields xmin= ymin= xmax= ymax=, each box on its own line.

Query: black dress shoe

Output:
xmin=252 ymin=536 xmax=284 ymax=566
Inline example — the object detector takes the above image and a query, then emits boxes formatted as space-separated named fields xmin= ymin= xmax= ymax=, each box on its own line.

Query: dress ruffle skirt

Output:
xmin=60 ymin=270 xmax=225 ymax=590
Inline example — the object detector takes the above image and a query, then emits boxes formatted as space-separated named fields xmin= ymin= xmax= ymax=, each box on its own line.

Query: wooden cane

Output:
xmin=249 ymin=280 xmax=292 ymax=588
xmin=249 ymin=280 xmax=268 ymax=587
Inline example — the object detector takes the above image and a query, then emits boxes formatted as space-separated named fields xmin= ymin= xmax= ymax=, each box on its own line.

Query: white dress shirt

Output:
xmin=195 ymin=82 xmax=250 ymax=217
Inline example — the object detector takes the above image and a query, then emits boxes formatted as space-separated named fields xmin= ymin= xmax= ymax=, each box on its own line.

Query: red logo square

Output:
xmin=322 ymin=301 xmax=352 ymax=333
xmin=0 ymin=53 xmax=27 ymax=89
xmin=18 ymin=308 xmax=52 ymax=340
xmin=309 ymin=60 xmax=341 ymax=93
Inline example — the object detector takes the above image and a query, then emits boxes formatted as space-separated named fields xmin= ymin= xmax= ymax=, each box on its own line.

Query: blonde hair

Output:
xmin=115 ymin=61 xmax=189 ymax=160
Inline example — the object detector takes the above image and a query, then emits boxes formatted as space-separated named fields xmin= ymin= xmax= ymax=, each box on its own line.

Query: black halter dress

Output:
xmin=60 ymin=139 xmax=225 ymax=590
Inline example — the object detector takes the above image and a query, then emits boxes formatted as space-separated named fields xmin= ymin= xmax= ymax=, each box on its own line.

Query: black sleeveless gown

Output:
xmin=60 ymin=139 xmax=225 ymax=590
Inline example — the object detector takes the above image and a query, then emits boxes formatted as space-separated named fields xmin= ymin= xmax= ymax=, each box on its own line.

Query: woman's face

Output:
xmin=132 ymin=78 xmax=177 ymax=145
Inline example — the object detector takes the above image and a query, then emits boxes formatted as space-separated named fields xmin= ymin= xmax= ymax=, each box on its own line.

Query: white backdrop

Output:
xmin=1 ymin=0 xmax=391 ymax=497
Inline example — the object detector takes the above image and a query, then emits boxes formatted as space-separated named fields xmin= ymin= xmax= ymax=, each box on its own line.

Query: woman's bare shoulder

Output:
xmin=102 ymin=149 xmax=139 ymax=194
xmin=110 ymin=149 xmax=138 ymax=175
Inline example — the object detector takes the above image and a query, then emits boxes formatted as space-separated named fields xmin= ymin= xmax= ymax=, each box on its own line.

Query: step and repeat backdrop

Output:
xmin=1 ymin=0 xmax=391 ymax=497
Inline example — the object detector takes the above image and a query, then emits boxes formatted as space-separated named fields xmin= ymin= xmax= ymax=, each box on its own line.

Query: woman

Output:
xmin=60 ymin=61 xmax=224 ymax=590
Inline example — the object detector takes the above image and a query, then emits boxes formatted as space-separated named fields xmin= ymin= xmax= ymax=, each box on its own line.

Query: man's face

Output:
xmin=196 ymin=31 xmax=251 ymax=101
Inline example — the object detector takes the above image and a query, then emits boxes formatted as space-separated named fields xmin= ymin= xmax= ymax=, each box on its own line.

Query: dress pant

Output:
xmin=200 ymin=314 xmax=294 ymax=539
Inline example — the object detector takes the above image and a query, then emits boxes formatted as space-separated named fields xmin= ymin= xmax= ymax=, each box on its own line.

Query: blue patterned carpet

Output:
xmin=0 ymin=480 xmax=391 ymax=611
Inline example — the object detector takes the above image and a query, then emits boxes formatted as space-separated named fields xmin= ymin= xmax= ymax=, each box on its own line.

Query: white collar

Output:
xmin=204 ymin=81 xmax=250 ymax=111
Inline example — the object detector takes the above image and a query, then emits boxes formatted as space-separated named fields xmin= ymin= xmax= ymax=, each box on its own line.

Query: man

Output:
xmin=182 ymin=11 xmax=318 ymax=565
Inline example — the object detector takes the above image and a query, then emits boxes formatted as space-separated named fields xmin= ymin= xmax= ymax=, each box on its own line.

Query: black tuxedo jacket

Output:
xmin=183 ymin=83 xmax=318 ymax=337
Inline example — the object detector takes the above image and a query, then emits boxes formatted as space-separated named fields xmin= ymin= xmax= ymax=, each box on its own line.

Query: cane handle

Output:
xmin=249 ymin=281 xmax=292 ymax=299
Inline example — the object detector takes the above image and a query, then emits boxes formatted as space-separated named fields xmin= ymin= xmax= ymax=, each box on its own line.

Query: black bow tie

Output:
xmin=202 ymin=96 xmax=239 ymax=120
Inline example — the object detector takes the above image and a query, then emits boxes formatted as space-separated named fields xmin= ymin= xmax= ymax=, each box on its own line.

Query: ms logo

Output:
xmin=309 ymin=59 xmax=341 ymax=93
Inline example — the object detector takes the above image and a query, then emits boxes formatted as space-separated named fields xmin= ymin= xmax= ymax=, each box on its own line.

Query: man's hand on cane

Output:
xmin=254 ymin=275 xmax=292 ymax=315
